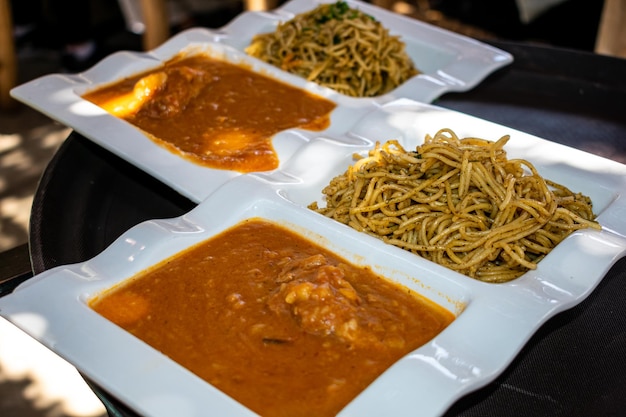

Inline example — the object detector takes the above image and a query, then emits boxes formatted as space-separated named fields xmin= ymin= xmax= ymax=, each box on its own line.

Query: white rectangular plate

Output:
xmin=2 ymin=99 xmax=626 ymax=416
xmin=10 ymin=0 xmax=512 ymax=203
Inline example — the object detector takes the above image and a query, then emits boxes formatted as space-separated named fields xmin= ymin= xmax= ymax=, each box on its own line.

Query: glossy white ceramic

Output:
xmin=2 ymin=99 xmax=626 ymax=416
xmin=10 ymin=0 xmax=512 ymax=203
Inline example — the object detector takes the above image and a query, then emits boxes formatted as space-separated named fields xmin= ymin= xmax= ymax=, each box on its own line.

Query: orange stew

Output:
xmin=89 ymin=219 xmax=454 ymax=417
xmin=82 ymin=55 xmax=336 ymax=173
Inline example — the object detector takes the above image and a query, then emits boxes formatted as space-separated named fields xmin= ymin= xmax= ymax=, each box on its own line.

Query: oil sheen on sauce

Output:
xmin=82 ymin=54 xmax=336 ymax=173
xmin=89 ymin=219 xmax=455 ymax=417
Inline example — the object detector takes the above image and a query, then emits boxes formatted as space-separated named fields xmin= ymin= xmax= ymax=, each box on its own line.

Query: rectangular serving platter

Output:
xmin=10 ymin=0 xmax=512 ymax=204
xmin=3 ymin=98 xmax=626 ymax=416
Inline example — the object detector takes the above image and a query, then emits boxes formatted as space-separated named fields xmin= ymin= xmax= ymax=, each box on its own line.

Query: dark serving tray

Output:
xmin=26 ymin=40 xmax=626 ymax=416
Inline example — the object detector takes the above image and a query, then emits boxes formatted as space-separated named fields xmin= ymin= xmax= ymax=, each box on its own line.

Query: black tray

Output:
xmin=29 ymin=41 xmax=626 ymax=416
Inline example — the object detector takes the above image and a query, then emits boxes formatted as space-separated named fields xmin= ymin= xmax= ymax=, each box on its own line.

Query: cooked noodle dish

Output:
xmin=245 ymin=1 xmax=419 ymax=97
xmin=309 ymin=128 xmax=601 ymax=283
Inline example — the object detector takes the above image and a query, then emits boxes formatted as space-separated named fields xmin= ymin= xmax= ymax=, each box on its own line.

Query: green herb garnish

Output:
xmin=314 ymin=1 xmax=375 ymax=24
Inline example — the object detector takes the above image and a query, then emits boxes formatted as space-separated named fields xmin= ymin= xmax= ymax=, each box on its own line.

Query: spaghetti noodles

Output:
xmin=309 ymin=128 xmax=601 ymax=282
xmin=245 ymin=1 xmax=419 ymax=97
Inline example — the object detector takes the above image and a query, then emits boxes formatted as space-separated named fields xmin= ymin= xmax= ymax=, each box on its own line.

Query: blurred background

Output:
xmin=0 ymin=0 xmax=620 ymax=416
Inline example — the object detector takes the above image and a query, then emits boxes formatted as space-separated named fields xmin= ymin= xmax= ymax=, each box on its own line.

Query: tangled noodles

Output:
xmin=309 ymin=128 xmax=601 ymax=283
xmin=245 ymin=1 xmax=419 ymax=97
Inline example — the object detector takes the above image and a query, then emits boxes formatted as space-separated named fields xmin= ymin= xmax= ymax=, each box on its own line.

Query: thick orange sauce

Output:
xmin=82 ymin=55 xmax=336 ymax=173
xmin=89 ymin=219 xmax=454 ymax=417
